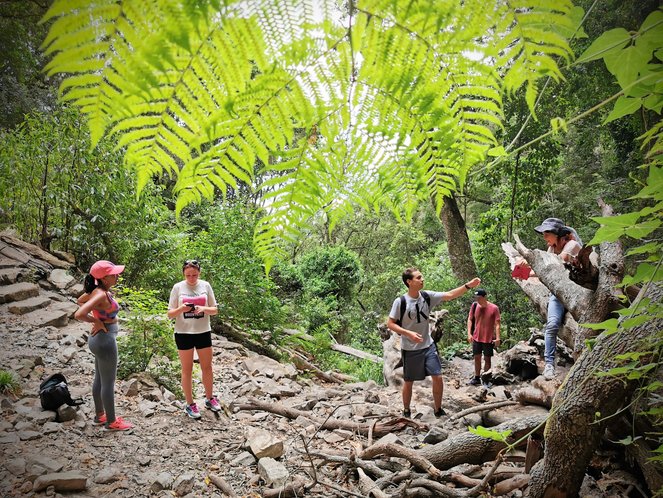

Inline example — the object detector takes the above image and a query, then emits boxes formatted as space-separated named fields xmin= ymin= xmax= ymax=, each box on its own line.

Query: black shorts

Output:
xmin=174 ymin=331 xmax=212 ymax=351
xmin=402 ymin=344 xmax=442 ymax=381
xmin=472 ymin=341 xmax=494 ymax=357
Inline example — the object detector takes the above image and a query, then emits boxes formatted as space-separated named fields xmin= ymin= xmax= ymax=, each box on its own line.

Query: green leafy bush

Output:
xmin=270 ymin=261 xmax=303 ymax=298
xmin=0 ymin=370 xmax=20 ymax=396
xmin=115 ymin=287 xmax=181 ymax=396
xmin=0 ymin=106 xmax=178 ymax=283
xmin=307 ymin=326 xmax=384 ymax=383
xmin=183 ymin=202 xmax=283 ymax=330
xmin=439 ymin=341 xmax=471 ymax=361
xmin=117 ymin=316 xmax=181 ymax=396
xmin=298 ymin=246 xmax=363 ymax=302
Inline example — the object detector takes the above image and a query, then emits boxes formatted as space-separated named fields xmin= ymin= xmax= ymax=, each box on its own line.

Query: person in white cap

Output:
xmin=531 ymin=218 xmax=582 ymax=379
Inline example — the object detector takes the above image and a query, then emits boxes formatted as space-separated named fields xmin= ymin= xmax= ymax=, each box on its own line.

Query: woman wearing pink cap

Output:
xmin=75 ymin=260 xmax=133 ymax=431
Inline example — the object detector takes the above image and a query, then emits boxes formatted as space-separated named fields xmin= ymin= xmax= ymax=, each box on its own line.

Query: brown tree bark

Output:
xmin=417 ymin=415 xmax=546 ymax=469
xmin=438 ymin=194 xmax=477 ymax=282
xmin=232 ymin=398 xmax=427 ymax=436
xmin=527 ymin=283 xmax=663 ymax=497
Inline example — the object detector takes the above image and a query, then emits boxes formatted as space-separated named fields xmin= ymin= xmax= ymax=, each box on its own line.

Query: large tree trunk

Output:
xmin=527 ymin=282 xmax=663 ymax=497
xmin=418 ymin=415 xmax=547 ymax=469
xmin=503 ymin=200 xmax=663 ymax=495
xmin=439 ymin=194 xmax=477 ymax=282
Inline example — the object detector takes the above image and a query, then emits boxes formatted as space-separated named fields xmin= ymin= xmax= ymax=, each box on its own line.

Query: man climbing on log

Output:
xmin=387 ymin=267 xmax=481 ymax=418
xmin=467 ymin=288 xmax=501 ymax=386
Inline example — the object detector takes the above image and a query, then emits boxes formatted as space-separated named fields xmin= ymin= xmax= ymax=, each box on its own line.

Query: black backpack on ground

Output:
xmin=39 ymin=373 xmax=84 ymax=412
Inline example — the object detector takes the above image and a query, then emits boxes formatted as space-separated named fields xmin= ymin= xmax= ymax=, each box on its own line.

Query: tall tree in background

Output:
xmin=0 ymin=0 xmax=55 ymax=129
xmin=439 ymin=194 xmax=477 ymax=281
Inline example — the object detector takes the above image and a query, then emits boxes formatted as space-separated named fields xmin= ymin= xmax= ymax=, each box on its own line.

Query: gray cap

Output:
xmin=534 ymin=217 xmax=570 ymax=236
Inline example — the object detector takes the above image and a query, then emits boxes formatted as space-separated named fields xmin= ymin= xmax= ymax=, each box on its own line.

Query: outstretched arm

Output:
xmin=443 ymin=277 xmax=481 ymax=301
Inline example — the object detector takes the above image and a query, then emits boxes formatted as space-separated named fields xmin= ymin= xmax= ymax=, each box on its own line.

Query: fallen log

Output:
xmin=331 ymin=343 xmax=383 ymax=363
xmin=357 ymin=468 xmax=389 ymax=498
xmin=527 ymin=282 xmax=663 ymax=497
xmin=374 ymin=469 xmax=411 ymax=490
xmin=360 ymin=442 xmax=442 ymax=478
xmin=450 ymin=400 xmax=517 ymax=421
xmin=232 ymin=398 xmax=427 ymax=437
xmin=492 ymin=474 xmax=530 ymax=494
xmin=214 ymin=321 xmax=282 ymax=361
xmin=317 ymin=477 xmax=366 ymax=497
xmin=281 ymin=346 xmax=343 ymax=383
xmin=261 ymin=478 xmax=309 ymax=498
xmin=512 ymin=376 xmax=559 ymax=408
xmin=447 ymin=472 xmax=481 ymax=487
xmin=281 ymin=328 xmax=315 ymax=342
xmin=402 ymin=478 xmax=464 ymax=498
xmin=304 ymin=450 xmax=388 ymax=479
xmin=418 ymin=415 xmax=547 ymax=469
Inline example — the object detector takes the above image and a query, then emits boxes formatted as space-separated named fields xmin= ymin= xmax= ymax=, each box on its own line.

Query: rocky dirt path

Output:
xmin=0 ymin=231 xmax=553 ymax=497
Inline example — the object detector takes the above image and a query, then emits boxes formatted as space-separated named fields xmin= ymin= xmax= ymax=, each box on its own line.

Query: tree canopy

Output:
xmin=41 ymin=0 xmax=585 ymax=268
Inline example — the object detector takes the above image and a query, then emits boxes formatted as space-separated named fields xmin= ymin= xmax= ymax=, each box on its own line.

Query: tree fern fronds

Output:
xmin=41 ymin=0 xmax=581 ymax=264
xmin=493 ymin=0 xmax=575 ymax=114
xmin=41 ymin=0 xmax=125 ymax=145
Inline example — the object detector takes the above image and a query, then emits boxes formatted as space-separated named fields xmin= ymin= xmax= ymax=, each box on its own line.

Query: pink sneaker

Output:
xmin=205 ymin=396 xmax=221 ymax=412
xmin=185 ymin=403 xmax=202 ymax=419
xmin=93 ymin=413 xmax=107 ymax=425
xmin=106 ymin=417 xmax=133 ymax=431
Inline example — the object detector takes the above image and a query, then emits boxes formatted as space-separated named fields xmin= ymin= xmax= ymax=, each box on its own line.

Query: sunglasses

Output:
xmin=182 ymin=259 xmax=200 ymax=269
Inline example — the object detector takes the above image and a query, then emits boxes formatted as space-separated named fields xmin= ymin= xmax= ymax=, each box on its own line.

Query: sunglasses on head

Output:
xmin=183 ymin=259 xmax=200 ymax=269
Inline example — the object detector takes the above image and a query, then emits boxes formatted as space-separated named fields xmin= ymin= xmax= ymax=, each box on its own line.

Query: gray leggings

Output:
xmin=88 ymin=323 xmax=118 ymax=423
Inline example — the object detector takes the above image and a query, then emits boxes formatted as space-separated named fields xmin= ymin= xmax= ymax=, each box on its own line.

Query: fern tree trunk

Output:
xmin=438 ymin=194 xmax=477 ymax=282
xmin=527 ymin=282 xmax=663 ymax=497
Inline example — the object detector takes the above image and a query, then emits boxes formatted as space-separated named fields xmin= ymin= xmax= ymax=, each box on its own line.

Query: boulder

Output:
xmin=7 ymin=296 xmax=52 ymax=315
xmin=247 ymin=428 xmax=284 ymax=459
xmin=33 ymin=471 xmax=88 ymax=492
xmin=24 ymin=308 xmax=69 ymax=328
xmin=47 ymin=269 xmax=74 ymax=290
xmin=258 ymin=457 xmax=289 ymax=487
xmin=0 ymin=282 xmax=40 ymax=304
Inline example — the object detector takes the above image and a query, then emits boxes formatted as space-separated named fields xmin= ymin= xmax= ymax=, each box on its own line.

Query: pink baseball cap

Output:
xmin=89 ymin=260 xmax=125 ymax=279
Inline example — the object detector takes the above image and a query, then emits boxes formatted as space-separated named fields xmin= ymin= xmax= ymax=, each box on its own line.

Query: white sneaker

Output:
xmin=543 ymin=364 xmax=555 ymax=379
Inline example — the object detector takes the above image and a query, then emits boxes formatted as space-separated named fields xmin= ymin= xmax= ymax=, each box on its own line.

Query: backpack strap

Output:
xmin=397 ymin=295 xmax=406 ymax=326
xmin=420 ymin=290 xmax=431 ymax=308
xmin=66 ymin=394 xmax=85 ymax=407
xmin=470 ymin=301 xmax=478 ymax=333
xmin=397 ymin=291 xmax=432 ymax=326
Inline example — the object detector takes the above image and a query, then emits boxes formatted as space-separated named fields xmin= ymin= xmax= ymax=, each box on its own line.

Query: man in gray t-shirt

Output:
xmin=388 ymin=267 xmax=481 ymax=418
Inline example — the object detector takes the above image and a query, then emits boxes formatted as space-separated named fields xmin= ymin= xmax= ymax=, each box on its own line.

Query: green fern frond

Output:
xmin=42 ymin=0 xmax=578 ymax=265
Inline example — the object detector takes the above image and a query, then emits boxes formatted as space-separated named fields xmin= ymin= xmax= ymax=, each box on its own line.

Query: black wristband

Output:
xmin=464 ymin=283 xmax=470 ymax=290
